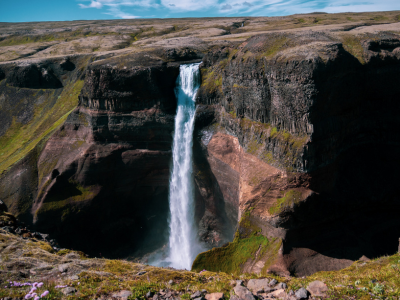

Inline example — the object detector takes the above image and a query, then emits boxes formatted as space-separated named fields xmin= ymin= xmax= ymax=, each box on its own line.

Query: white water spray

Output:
xmin=167 ymin=63 xmax=201 ymax=270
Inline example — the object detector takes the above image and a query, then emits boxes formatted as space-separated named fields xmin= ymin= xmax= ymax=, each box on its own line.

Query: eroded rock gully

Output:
xmin=0 ymin=31 xmax=399 ymax=276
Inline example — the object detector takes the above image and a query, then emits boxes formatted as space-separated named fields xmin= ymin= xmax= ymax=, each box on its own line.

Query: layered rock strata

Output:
xmin=193 ymin=31 xmax=400 ymax=276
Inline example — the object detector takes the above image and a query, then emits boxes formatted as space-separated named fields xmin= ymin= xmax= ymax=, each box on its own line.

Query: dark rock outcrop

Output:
xmin=79 ymin=54 xmax=180 ymax=113
xmin=6 ymin=64 xmax=63 ymax=89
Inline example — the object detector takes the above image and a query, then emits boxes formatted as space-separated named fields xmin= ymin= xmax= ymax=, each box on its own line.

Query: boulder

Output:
xmin=236 ymin=280 xmax=244 ymax=286
xmin=68 ymin=275 xmax=79 ymax=281
xmin=112 ymin=290 xmax=132 ymax=300
xmin=58 ymin=263 xmax=69 ymax=273
xmin=275 ymin=283 xmax=288 ymax=290
xmin=269 ymin=289 xmax=287 ymax=299
xmin=234 ymin=285 xmax=255 ymax=300
xmin=191 ymin=291 xmax=202 ymax=299
xmin=295 ymin=288 xmax=309 ymax=299
xmin=64 ymin=252 xmax=81 ymax=260
xmin=247 ymin=279 xmax=270 ymax=293
xmin=268 ymin=279 xmax=278 ymax=286
xmin=62 ymin=287 xmax=77 ymax=295
xmin=306 ymin=281 xmax=328 ymax=297
xmin=205 ymin=293 xmax=224 ymax=300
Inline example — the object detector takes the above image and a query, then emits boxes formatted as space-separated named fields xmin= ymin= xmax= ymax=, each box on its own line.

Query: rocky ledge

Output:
xmin=1 ymin=223 xmax=400 ymax=300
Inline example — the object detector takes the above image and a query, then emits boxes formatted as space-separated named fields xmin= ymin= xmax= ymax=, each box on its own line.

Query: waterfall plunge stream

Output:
xmin=167 ymin=63 xmax=203 ymax=270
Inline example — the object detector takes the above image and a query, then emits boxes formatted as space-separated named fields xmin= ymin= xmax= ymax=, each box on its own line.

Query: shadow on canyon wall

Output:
xmin=281 ymin=144 xmax=400 ymax=276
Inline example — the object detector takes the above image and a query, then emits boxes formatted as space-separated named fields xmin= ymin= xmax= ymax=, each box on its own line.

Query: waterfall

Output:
xmin=167 ymin=63 xmax=202 ymax=270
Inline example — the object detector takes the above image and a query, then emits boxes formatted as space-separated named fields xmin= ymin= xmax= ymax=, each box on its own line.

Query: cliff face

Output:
xmin=1 ymin=25 xmax=400 ymax=276
xmin=192 ymin=31 xmax=400 ymax=276
xmin=0 ymin=49 xmax=222 ymax=259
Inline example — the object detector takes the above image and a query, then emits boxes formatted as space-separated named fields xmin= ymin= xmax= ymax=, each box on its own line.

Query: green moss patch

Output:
xmin=372 ymin=15 xmax=389 ymax=21
xmin=192 ymin=234 xmax=273 ymax=274
xmin=0 ymin=35 xmax=57 ymax=46
xmin=268 ymin=190 xmax=302 ymax=215
xmin=341 ymin=35 xmax=365 ymax=64
xmin=192 ymin=208 xmax=281 ymax=275
xmin=261 ymin=37 xmax=289 ymax=58
xmin=201 ymin=68 xmax=223 ymax=95
xmin=38 ymin=181 xmax=95 ymax=212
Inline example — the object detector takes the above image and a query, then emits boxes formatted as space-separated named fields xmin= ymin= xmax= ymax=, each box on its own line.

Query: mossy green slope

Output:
xmin=0 ymin=79 xmax=85 ymax=175
xmin=192 ymin=210 xmax=281 ymax=275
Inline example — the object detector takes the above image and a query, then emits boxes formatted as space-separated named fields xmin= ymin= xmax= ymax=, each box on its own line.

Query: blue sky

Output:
xmin=1 ymin=0 xmax=400 ymax=22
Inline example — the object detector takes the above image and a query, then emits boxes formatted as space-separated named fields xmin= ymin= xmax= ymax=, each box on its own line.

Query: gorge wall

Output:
xmin=192 ymin=31 xmax=400 ymax=276
xmin=0 ymin=28 xmax=399 ymax=276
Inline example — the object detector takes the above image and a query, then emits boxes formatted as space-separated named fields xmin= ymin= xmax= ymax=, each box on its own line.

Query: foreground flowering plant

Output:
xmin=5 ymin=281 xmax=71 ymax=299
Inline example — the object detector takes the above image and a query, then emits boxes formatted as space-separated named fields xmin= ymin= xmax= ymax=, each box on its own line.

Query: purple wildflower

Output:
xmin=37 ymin=282 xmax=43 ymax=288
xmin=24 ymin=294 xmax=33 ymax=299
xmin=41 ymin=290 xmax=49 ymax=298
xmin=34 ymin=297 xmax=40 ymax=300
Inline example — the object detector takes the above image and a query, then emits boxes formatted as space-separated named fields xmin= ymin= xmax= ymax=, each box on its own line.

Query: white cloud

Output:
xmin=221 ymin=4 xmax=232 ymax=10
xmin=79 ymin=0 xmax=103 ymax=8
xmin=77 ymin=0 xmax=400 ymax=18
xmin=160 ymin=0 xmax=218 ymax=11
xmin=215 ymin=0 xmax=400 ymax=16
xmin=78 ymin=0 xmax=158 ymax=18
xmin=105 ymin=6 xmax=140 ymax=18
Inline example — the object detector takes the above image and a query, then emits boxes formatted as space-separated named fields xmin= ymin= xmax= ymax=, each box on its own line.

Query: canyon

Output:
xmin=0 ymin=12 xmax=400 ymax=278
